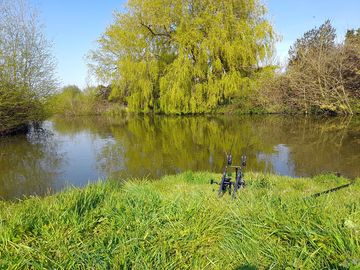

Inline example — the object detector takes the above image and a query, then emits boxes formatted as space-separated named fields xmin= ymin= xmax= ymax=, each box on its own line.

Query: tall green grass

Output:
xmin=0 ymin=172 xmax=359 ymax=269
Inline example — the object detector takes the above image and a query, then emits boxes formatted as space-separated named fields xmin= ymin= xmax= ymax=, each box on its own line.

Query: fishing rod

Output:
xmin=306 ymin=173 xmax=357 ymax=199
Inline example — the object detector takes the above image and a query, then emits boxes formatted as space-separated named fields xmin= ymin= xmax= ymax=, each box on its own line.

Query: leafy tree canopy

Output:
xmin=283 ymin=20 xmax=359 ymax=114
xmin=0 ymin=0 xmax=57 ymax=133
xmin=288 ymin=20 xmax=336 ymax=66
xmin=61 ymin=85 xmax=82 ymax=96
xmin=0 ymin=0 xmax=57 ymax=98
xmin=90 ymin=0 xmax=275 ymax=114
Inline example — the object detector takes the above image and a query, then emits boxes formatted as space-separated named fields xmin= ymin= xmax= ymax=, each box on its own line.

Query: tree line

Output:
xmin=46 ymin=84 xmax=126 ymax=117
xmin=1 ymin=0 xmax=360 ymax=136
xmin=258 ymin=21 xmax=360 ymax=115
xmin=89 ymin=0 xmax=360 ymax=115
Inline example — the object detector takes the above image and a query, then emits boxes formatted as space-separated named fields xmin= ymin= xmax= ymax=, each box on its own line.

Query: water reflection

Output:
xmin=0 ymin=115 xmax=359 ymax=200
xmin=0 ymin=126 xmax=63 ymax=200
xmin=258 ymin=144 xmax=296 ymax=176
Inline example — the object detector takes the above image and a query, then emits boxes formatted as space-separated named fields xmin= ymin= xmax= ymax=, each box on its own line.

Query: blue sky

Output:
xmin=30 ymin=0 xmax=360 ymax=89
xmin=266 ymin=0 xmax=360 ymax=63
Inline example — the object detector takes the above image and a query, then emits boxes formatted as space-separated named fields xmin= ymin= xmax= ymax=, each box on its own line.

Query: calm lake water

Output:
xmin=0 ymin=115 xmax=359 ymax=200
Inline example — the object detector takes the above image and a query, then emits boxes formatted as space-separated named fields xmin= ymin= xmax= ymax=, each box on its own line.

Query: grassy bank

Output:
xmin=1 ymin=172 xmax=359 ymax=269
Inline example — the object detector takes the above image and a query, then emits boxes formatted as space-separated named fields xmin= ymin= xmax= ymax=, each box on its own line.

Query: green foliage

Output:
xmin=0 ymin=0 xmax=57 ymax=135
xmin=0 ymin=82 xmax=44 ymax=134
xmin=47 ymin=85 xmax=86 ymax=116
xmin=258 ymin=21 xmax=360 ymax=115
xmin=90 ymin=0 xmax=275 ymax=114
xmin=219 ymin=65 xmax=279 ymax=114
xmin=1 ymin=172 xmax=359 ymax=268
xmin=61 ymin=85 xmax=82 ymax=96
xmin=47 ymin=85 xmax=126 ymax=117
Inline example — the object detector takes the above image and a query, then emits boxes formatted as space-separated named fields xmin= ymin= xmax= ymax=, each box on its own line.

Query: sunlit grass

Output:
xmin=0 ymin=172 xmax=359 ymax=269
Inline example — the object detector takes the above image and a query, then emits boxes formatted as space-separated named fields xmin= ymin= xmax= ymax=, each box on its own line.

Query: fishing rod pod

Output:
xmin=210 ymin=152 xmax=246 ymax=198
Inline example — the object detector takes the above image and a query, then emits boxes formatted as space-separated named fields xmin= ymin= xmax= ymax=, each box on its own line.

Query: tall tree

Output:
xmin=0 ymin=0 xmax=57 ymax=134
xmin=90 ymin=0 xmax=275 ymax=114
xmin=288 ymin=20 xmax=336 ymax=66
xmin=285 ymin=21 xmax=354 ymax=114
xmin=343 ymin=28 xmax=360 ymax=98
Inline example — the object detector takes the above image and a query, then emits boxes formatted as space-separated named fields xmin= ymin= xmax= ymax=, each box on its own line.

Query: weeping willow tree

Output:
xmin=90 ymin=0 xmax=275 ymax=114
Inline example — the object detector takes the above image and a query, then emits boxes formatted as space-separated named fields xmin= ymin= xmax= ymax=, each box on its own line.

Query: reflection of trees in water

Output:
xmin=253 ymin=116 xmax=360 ymax=178
xmin=52 ymin=116 xmax=130 ymax=179
xmin=295 ymin=117 xmax=359 ymax=177
xmin=96 ymin=115 xmax=272 ymax=178
xmin=51 ymin=116 xmax=126 ymax=138
xmin=96 ymin=140 xmax=126 ymax=179
xmin=3 ymin=115 xmax=358 ymax=200
xmin=0 ymin=126 xmax=63 ymax=200
xmin=95 ymin=115 xmax=360 ymax=179
xmin=49 ymin=115 xmax=360 ymax=183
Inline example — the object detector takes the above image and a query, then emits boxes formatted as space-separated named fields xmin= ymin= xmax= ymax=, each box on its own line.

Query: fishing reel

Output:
xmin=210 ymin=153 xmax=247 ymax=198
xmin=226 ymin=153 xmax=246 ymax=167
